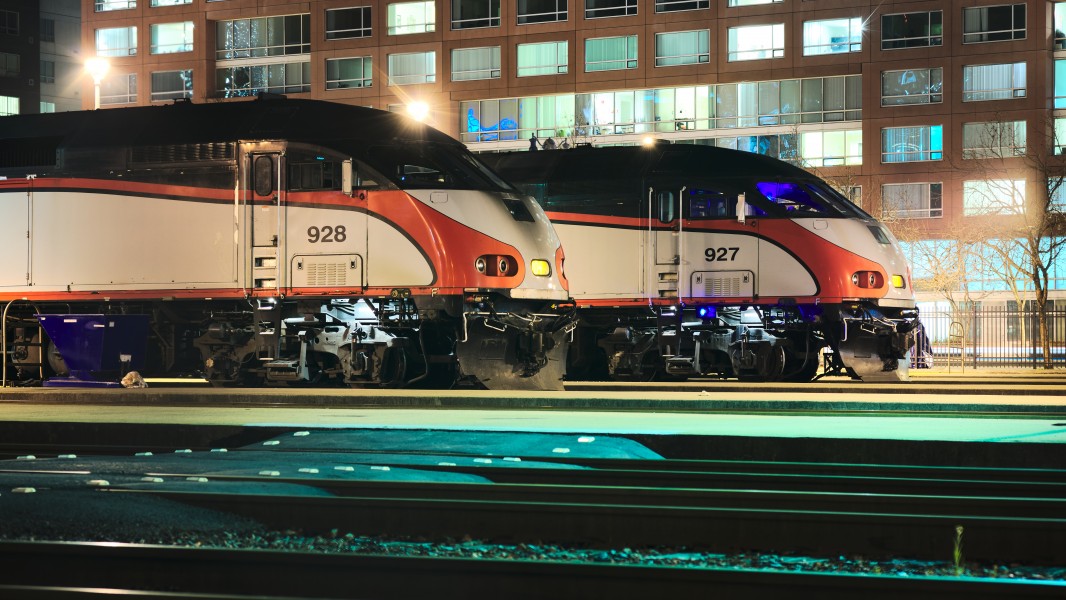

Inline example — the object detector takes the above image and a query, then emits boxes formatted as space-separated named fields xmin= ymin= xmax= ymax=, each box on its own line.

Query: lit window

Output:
xmin=0 ymin=94 xmax=18 ymax=116
xmin=452 ymin=47 xmax=501 ymax=81
xmin=517 ymin=0 xmax=566 ymax=25
xmin=215 ymin=61 xmax=310 ymax=97
xmin=517 ymin=41 xmax=568 ymax=76
xmin=387 ymin=1 xmax=435 ymax=35
xmin=882 ymin=183 xmax=943 ymax=219
xmin=40 ymin=101 xmax=55 ymax=113
xmin=96 ymin=26 xmax=138 ymax=57
xmin=881 ymin=125 xmax=943 ymax=163
xmin=803 ymin=18 xmax=862 ymax=55
xmin=150 ymin=22 xmax=194 ymax=54
xmin=962 ymin=121 xmax=1026 ymax=159
xmin=728 ymin=0 xmax=780 ymax=6
xmin=881 ymin=11 xmax=942 ymax=49
xmin=585 ymin=35 xmax=637 ymax=72
xmin=452 ymin=0 xmax=499 ymax=29
xmin=150 ymin=0 xmax=192 ymax=6
xmin=799 ymin=129 xmax=862 ymax=167
xmin=326 ymin=56 xmax=373 ymax=89
xmin=963 ymin=4 xmax=1025 ymax=44
xmin=962 ymin=62 xmax=1026 ymax=101
xmin=963 ymin=179 xmax=1025 ymax=215
xmin=881 ymin=68 xmax=942 ymax=106
xmin=655 ymin=30 xmax=709 ymax=67
xmin=150 ymin=69 xmax=193 ymax=101
xmin=326 ymin=7 xmax=371 ymax=39
xmin=95 ymin=0 xmax=135 ymax=11
xmin=216 ymin=15 xmax=310 ymax=60
xmin=388 ymin=51 xmax=436 ymax=85
xmin=1056 ymin=3 xmax=1066 ymax=50
xmin=727 ymin=24 xmax=784 ymax=62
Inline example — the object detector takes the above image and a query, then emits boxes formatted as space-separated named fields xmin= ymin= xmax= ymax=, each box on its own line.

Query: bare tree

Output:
xmin=957 ymin=115 xmax=1066 ymax=368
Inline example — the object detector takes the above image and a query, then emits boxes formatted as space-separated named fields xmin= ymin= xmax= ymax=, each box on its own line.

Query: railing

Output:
xmin=912 ymin=306 xmax=1066 ymax=369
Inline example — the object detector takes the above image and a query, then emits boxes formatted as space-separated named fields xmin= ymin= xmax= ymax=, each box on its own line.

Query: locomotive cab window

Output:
xmin=656 ymin=191 xmax=676 ymax=223
xmin=687 ymin=188 xmax=735 ymax=219
xmin=253 ymin=155 xmax=274 ymax=196
xmin=755 ymin=181 xmax=833 ymax=216
xmin=289 ymin=160 xmax=340 ymax=191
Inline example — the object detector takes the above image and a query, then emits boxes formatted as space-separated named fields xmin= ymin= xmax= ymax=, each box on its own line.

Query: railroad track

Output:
xmin=0 ymin=419 xmax=1063 ymax=598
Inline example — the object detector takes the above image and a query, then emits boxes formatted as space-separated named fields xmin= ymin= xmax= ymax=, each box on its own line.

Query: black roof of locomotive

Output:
xmin=479 ymin=143 xmax=819 ymax=183
xmin=0 ymin=96 xmax=458 ymax=151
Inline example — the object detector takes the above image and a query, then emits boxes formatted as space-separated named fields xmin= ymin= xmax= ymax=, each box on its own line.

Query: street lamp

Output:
xmin=406 ymin=101 xmax=429 ymax=123
xmin=85 ymin=58 xmax=110 ymax=110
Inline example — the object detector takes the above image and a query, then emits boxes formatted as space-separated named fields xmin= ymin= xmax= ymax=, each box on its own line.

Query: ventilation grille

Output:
xmin=693 ymin=270 xmax=752 ymax=298
xmin=306 ymin=262 xmax=347 ymax=287
xmin=0 ymin=137 xmax=60 ymax=168
xmin=706 ymin=276 xmax=741 ymax=297
xmin=130 ymin=142 xmax=234 ymax=163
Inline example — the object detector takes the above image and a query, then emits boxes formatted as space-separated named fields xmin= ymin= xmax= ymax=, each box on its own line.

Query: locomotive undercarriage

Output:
xmin=567 ymin=303 xmax=918 ymax=383
xmin=2 ymin=295 xmax=575 ymax=390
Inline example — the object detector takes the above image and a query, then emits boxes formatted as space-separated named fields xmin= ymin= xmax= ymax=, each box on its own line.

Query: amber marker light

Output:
xmin=531 ymin=259 xmax=551 ymax=276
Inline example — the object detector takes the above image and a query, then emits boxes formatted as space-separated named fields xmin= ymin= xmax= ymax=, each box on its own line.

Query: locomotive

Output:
xmin=481 ymin=144 xmax=918 ymax=382
xmin=0 ymin=97 xmax=573 ymax=389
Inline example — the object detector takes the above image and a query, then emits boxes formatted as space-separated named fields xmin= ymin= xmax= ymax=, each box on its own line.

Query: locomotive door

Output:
xmin=248 ymin=152 xmax=283 ymax=292
xmin=648 ymin=186 xmax=683 ymax=299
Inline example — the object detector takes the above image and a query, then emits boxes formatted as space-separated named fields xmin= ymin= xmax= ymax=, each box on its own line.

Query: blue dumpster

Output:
xmin=37 ymin=314 xmax=149 ymax=387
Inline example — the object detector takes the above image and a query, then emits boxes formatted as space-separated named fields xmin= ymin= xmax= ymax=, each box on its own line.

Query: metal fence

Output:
xmin=912 ymin=306 xmax=1066 ymax=369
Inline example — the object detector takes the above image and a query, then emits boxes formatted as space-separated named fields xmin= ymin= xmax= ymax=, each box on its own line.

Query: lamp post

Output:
xmin=406 ymin=101 xmax=430 ymax=123
xmin=85 ymin=58 xmax=110 ymax=110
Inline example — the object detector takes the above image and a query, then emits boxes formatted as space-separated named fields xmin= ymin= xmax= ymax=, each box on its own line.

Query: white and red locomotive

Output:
xmin=482 ymin=144 xmax=917 ymax=382
xmin=0 ymin=97 xmax=572 ymax=389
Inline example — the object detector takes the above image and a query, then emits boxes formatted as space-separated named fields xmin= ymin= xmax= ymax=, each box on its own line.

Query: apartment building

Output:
xmin=81 ymin=0 xmax=1066 ymax=300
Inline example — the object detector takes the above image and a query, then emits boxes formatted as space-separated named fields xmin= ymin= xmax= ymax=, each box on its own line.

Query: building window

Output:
xmin=881 ymin=125 xmax=943 ymax=163
xmin=40 ymin=60 xmax=55 ymax=84
xmin=151 ymin=69 xmax=192 ymax=101
xmin=388 ymin=51 xmax=436 ymax=85
xmin=881 ymin=11 xmax=942 ymax=49
xmin=215 ymin=60 xmax=311 ymax=97
xmin=452 ymin=46 xmax=501 ymax=81
xmin=452 ymin=0 xmax=499 ymax=29
xmin=96 ymin=26 xmax=138 ymax=57
xmin=40 ymin=101 xmax=55 ymax=113
xmin=0 ymin=52 xmax=19 ymax=77
xmin=517 ymin=0 xmax=566 ymax=25
xmin=216 ymin=15 xmax=310 ymax=60
xmin=962 ymin=120 xmax=1026 ymax=159
xmin=95 ymin=1 xmax=136 ymax=11
xmin=728 ymin=0 xmax=780 ymax=6
xmin=881 ymin=68 xmax=942 ymax=106
xmin=326 ymin=7 xmax=372 ymax=39
xmin=388 ymin=1 xmax=435 ymax=35
xmin=882 ymin=183 xmax=943 ymax=219
xmin=727 ymin=24 xmax=784 ymax=62
xmin=517 ymin=41 xmax=568 ymax=76
xmin=1056 ymin=59 xmax=1066 ymax=108
xmin=963 ymin=179 xmax=1025 ymax=215
xmin=655 ymin=0 xmax=706 ymax=13
xmin=803 ymin=18 xmax=862 ymax=56
xmin=150 ymin=22 xmax=194 ymax=54
xmin=963 ymin=4 xmax=1025 ymax=44
xmin=798 ymin=129 xmax=863 ymax=167
xmin=1 ymin=10 xmax=19 ymax=36
xmin=41 ymin=18 xmax=54 ymax=42
xmin=585 ymin=35 xmax=637 ymax=72
xmin=326 ymin=56 xmax=373 ymax=88
xmin=586 ymin=0 xmax=636 ymax=19
xmin=1056 ymin=3 xmax=1066 ymax=50
xmin=0 ymin=95 xmax=17 ymax=116
xmin=962 ymin=62 xmax=1026 ymax=101
xmin=151 ymin=0 xmax=192 ymax=6
xmin=655 ymin=30 xmax=709 ymax=67
xmin=100 ymin=73 xmax=137 ymax=105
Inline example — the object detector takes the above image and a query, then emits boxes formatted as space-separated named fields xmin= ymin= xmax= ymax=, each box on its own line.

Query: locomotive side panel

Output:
xmin=29 ymin=189 xmax=238 ymax=291
xmin=551 ymin=222 xmax=642 ymax=300
xmin=0 ymin=181 xmax=29 ymax=287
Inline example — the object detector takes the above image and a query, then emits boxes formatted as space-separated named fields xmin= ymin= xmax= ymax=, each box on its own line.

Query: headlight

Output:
xmin=475 ymin=257 xmax=487 ymax=273
xmin=531 ymin=259 xmax=551 ymax=277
